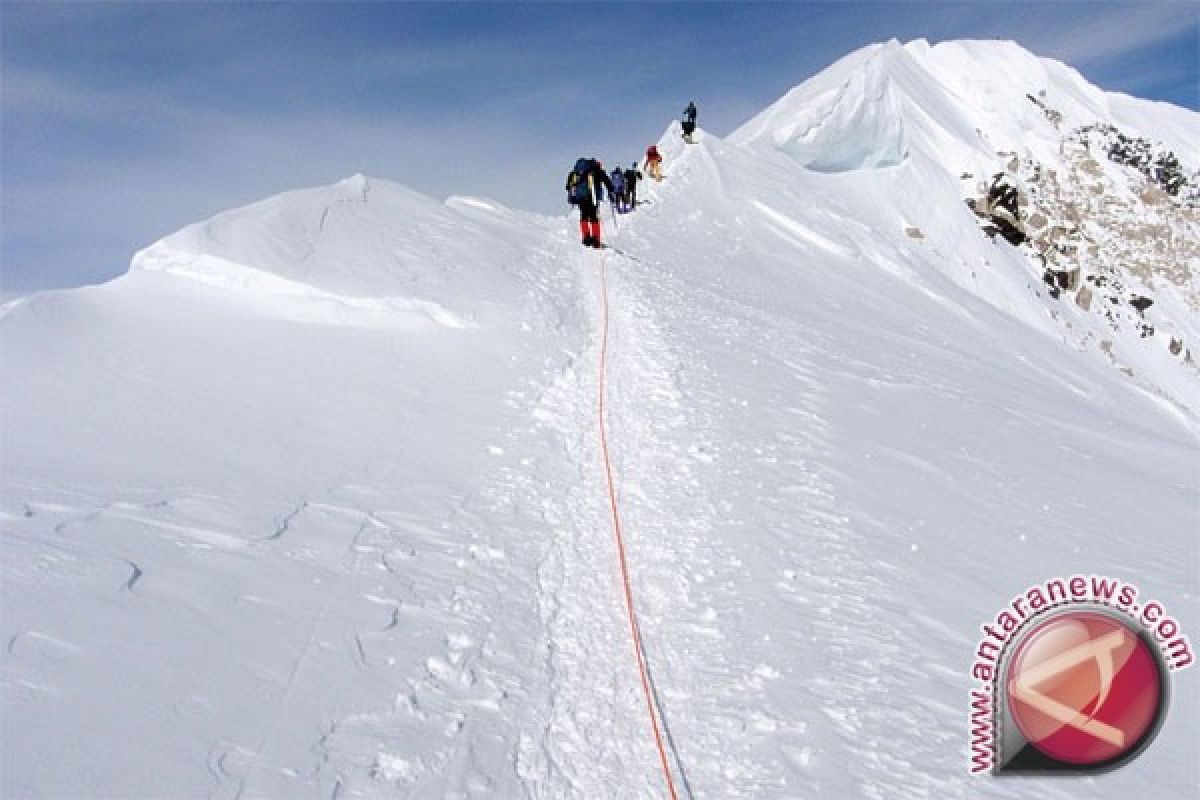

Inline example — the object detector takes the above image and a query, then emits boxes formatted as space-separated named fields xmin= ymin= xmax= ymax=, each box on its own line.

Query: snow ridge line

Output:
xmin=597 ymin=248 xmax=682 ymax=800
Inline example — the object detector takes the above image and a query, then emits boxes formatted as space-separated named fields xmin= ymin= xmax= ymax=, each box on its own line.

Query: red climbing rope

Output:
xmin=596 ymin=250 xmax=680 ymax=800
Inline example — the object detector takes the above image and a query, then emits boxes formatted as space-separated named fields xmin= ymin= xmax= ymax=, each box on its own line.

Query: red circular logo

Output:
xmin=1005 ymin=610 xmax=1164 ymax=766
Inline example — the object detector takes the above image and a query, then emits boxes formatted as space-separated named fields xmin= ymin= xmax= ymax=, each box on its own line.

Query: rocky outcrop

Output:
xmin=962 ymin=101 xmax=1199 ymax=390
xmin=1077 ymin=123 xmax=1197 ymax=200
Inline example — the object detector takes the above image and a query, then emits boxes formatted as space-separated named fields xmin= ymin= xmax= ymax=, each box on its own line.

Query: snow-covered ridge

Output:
xmin=129 ymin=173 xmax=553 ymax=327
xmin=133 ymin=246 xmax=473 ymax=329
xmin=0 ymin=296 xmax=27 ymax=322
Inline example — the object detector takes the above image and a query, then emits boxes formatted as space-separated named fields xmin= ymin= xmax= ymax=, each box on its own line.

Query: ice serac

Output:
xmin=731 ymin=42 xmax=906 ymax=171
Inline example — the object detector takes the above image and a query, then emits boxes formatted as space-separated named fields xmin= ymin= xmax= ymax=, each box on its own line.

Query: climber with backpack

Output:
xmin=624 ymin=162 xmax=643 ymax=210
xmin=682 ymin=101 xmax=697 ymax=143
xmin=610 ymin=165 xmax=627 ymax=213
xmin=565 ymin=157 xmax=615 ymax=248
xmin=644 ymin=145 xmax=663 ymax=182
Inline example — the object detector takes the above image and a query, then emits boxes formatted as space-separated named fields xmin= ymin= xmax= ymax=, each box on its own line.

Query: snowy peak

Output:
xmin=730 ymin=39 xmax=1014 ymax=172
xmin=721 ymin=38 xmax=1199 ymax=415
xmin=732 ymin=39 xmax=1197 ymax=174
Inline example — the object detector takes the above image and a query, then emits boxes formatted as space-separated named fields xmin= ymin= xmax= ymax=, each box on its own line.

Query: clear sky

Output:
xmin=3 ymin=1 xmax=1197 ymax=293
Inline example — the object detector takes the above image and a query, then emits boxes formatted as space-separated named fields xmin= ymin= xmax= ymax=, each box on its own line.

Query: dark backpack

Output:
xmin=566 ymin=158 xmax=594 ymax=204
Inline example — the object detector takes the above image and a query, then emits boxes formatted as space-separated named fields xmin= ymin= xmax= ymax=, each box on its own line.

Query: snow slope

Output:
xmin=3 ymin=40 xmax=1197 ymax=799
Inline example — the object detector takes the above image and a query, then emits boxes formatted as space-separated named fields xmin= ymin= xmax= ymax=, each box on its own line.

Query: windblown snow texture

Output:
xmin=3 ymin=39 xmax=1197 ymax=799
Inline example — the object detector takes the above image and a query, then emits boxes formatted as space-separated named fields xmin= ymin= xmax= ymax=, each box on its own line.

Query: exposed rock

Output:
xmin=963 ymin=106 xmax=1197 ymax=399
xmin=1064 ymin=267 xmax=1081 ymax=291
xmin=1079 ymin=123 xmax=1198 ymax=200
xmin=1079 ymin=158 xmax=1104 ymax=178
xmin=984 ymin=220 xmax=1026 ymax=246
xmin=1026 ymin=92 xmax=1063 ymax=126
xmin=905 ymin=226 xmax=925 ymax=239
xmin=1039 ymin=266 xmax=1081 ymax=295
xmin=1140 ymin=185 xmax=1170 ymax=206
xmin=970 ymin=173 xmax=1029 ymax=245
xmin=1061 ymin=201 xmax=1083 ymax=224
xmin=1130 ymin=295 xmax=1153 ymax=313
xmin=1076 ymin=285 xmax=1093 ymax=311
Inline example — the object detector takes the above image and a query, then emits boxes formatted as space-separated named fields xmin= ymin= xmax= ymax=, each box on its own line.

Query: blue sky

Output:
xmin=3 ymin=2 xmax=1197 ymax=292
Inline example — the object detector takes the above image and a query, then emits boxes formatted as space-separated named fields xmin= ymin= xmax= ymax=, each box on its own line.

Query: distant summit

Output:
xmin=732 ymin=39 xmax=1198 ymax=168
xmin=729 ymin=38 xmax=1199 ymax=412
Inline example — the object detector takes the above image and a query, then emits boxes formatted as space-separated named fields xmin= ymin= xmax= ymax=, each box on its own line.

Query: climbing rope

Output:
xmin=595 ymin=241 xmax=681 ymax=800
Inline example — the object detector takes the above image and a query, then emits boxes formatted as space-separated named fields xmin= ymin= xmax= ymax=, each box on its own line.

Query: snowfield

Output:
xmin=3 ymin=39 xmax=1197 ymax=799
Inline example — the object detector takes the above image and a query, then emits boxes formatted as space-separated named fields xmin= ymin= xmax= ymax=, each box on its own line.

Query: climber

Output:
xmin=565 ymin=157 xmax=615 ymax=248
xmin=682 ymin=101 xmax=697 ymax=143
xmin=644 ymin=145 xmax=663 ymax=182
xmin=610 ymin=165 xmax=628 ymax=213
xmin=624 ymin=162 xmax=643 ymax=210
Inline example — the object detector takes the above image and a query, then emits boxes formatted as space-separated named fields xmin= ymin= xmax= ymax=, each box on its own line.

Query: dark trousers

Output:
xmin=578 ymin=200 xmax=602 ymax=243
xmin=579 ymin=199 xmax=599 ymax=224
